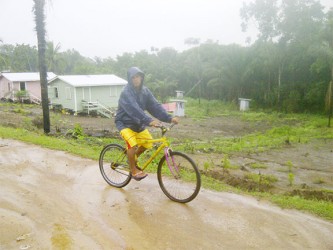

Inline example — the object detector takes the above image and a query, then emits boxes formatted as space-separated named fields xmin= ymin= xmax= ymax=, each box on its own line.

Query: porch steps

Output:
xmin=81 ymin=100 xmax=114 ymax=118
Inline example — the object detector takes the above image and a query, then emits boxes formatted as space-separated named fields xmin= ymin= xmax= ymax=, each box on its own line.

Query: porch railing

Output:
xmin=81 ymin=100 xmax=115 ymax=118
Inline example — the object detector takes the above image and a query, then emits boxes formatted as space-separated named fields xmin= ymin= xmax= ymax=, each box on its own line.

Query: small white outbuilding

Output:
xmin=170 ymin=91 xmax=187 ymax=117
xmin=238 ymin=98 xmax=251 ymax=111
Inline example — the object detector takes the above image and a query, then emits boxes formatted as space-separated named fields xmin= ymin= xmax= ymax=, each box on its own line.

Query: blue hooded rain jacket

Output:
xmin=115 ymin=67 xmax=172 ymax=132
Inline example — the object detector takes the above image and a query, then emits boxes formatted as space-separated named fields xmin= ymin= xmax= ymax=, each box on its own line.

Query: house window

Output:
xmin=20 ymin=82 xmax=26 ymax=91
xmin=8 ymin=82 xmax=11 ymax=91
xmin=54 ymin=87 xmax=59 ymax=98
xmin=65 ymin=87 xmax=72 ymax=99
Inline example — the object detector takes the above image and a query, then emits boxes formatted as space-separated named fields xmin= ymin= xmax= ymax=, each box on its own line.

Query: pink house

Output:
xmin=0 ymin=72 xmax=56 ymax=103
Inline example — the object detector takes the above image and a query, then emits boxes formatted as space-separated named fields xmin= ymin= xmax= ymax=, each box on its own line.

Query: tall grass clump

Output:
xmin=185 ymin=98 xmax=238 ymax=118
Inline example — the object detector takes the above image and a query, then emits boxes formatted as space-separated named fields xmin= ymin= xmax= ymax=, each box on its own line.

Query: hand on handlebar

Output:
xmin=149 ymin=120 xmax=162 ymax=127
xmin=171 ymin=117 xmax=179 ymax=124
xmin=149 ymin=117 xmax=179 ymax=129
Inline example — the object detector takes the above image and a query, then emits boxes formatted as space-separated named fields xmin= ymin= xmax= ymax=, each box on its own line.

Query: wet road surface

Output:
xmin=1 ymin=139 xmax=333 ymax=249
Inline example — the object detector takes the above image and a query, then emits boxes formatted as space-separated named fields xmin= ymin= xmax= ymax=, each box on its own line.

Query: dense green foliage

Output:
xmin=1 ymin=0 xmax=333 ymax=114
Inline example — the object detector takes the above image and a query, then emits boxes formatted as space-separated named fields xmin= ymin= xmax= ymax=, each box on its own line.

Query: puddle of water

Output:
xmin=51 ymin=223 xmax=73 ymax=250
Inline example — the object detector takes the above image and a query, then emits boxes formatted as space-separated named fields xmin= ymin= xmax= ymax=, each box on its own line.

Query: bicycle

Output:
xmin=99 ymin=124 xmax=201 ymax=203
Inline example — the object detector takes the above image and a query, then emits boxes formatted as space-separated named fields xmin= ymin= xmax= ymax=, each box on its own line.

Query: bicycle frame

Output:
xmin=138 ymin=135 xmax=180 ymax=179
xmin=137 ymin=136 xmax=170 ymax=170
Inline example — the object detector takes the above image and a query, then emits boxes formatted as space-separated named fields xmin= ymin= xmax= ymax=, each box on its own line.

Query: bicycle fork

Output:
xmin=164 ymin=147 xmax=180 ymax=179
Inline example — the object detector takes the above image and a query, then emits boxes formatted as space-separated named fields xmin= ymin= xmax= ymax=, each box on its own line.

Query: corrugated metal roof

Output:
xmin=55 ymin=74 xmax=127 ymax=87
xmin=0 ymin=72 xmax=57 ymax=82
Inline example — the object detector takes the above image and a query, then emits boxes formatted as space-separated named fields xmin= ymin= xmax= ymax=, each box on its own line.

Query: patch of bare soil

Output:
xmin=191 ymin=137 xmax=333 ymax=199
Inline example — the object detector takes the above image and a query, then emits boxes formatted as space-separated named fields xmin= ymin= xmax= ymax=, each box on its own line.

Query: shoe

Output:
xmin=131 ymin=171 xmax=148 ymax=181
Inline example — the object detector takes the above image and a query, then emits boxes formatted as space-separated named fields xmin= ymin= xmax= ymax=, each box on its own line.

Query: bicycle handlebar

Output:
xmin=156 ymin=123 xmax=176 ymax=135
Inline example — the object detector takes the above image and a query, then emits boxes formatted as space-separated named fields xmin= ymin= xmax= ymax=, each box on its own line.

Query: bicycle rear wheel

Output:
xmin=99 ymin=144 xmax=131 ymax=188
xmin=157 ymin=151 xmax=201 ymax=203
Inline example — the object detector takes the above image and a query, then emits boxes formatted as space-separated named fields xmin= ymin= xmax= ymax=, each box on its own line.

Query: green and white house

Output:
xmin=48 ymin=74 xmax=127 ymax=118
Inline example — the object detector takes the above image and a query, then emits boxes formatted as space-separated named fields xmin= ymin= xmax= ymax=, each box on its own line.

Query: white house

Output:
xmin=48 ymin=74 xmax=127 ymax=117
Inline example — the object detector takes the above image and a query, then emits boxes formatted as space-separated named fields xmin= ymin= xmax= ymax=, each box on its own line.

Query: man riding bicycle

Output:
xmin=115 ymin=67 xmax=179 ymax=181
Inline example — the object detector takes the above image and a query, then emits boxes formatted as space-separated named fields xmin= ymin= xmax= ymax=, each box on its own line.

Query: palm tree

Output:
xmin=46 ymin=41 xmax=61 ymax=72
xmin=33 ymin=0 xmax=50 ymax=133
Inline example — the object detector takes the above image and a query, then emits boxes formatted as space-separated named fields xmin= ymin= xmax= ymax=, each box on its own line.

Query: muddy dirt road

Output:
xmin=1 ymin=139 xmax=333 ymax=250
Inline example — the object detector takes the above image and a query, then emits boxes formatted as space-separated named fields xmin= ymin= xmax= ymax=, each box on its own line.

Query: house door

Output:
xmin=8 ymin=82 xmax=12 ymax=91
xmin=20 ymin=82 xmax=26 ymax=91
xmin=82 ymin=87 xmax=90 ymax=101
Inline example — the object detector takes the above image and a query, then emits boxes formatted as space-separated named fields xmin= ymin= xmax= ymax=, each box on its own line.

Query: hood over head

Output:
xmin=127 ymin=67 xmax=145 ymax=89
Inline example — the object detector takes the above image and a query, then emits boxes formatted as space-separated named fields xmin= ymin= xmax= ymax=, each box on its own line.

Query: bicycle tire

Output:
xmin=99 ymin=144 xmax=132 ymax=188
xmin=157 ymin=151 xmax=201 ymax=203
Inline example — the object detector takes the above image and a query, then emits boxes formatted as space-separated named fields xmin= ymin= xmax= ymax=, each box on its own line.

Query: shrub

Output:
xmin=32 ymin=116 xmax=44 ymax=129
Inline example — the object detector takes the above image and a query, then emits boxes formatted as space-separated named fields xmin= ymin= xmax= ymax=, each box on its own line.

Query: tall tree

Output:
xmin=324 ymin=9 xmax=333 ymax=86
xmin=33 ymin=0 xmax=50 ymax=133
xmin=241 ymin=0 xmax=325 ymax=109
xmin=46 ymin=41 xmax=61 ymax=72
xmin=323 ymin=9 xmax=333 ymax=126
xmin=11 ymin=44 xmax=38 ymax=71
xmin=0 ymin=39 xmax=6 ymax=70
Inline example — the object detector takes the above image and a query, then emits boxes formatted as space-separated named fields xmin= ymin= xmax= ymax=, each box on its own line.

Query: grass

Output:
xmin=201 ymin=174 xmax=333 ymax=220
xmin=245 ymin=172 xmax=278 ymax=185
xmin=177 ymin=110 xmax=333 ymax=155
xmin=201 ymin=175 xmax=236 ymax=192
xmin=0 ymin=126 xmax=121 ymax=161
xmin=249 ymin=162 xmax=267 ymax=169
xmin=313 ymin=177 xmax=326 ymax=184
xmin=270 ymin=195 xmax=333 ymax=221
xmin=186 ymin=98 xmax=239 ymax=118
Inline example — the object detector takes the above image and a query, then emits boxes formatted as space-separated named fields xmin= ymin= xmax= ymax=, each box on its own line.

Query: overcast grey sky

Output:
xmin=1 ymin=0 xmax=332 ymax=59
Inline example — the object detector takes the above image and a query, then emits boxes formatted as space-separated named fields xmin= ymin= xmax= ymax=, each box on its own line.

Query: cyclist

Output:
xmin=115 ymin=67 xmax=179 ymax=181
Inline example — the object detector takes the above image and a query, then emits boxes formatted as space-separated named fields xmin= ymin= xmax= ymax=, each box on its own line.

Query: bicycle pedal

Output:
xmin=111 ymin=163 xmax=120 ymax=170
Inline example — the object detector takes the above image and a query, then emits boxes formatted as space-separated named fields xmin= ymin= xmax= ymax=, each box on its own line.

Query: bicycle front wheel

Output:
xmin=99 ymin=144 xmax=131 ymax=188
xmin=157 ymin=151 xmax=201 ymax=203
